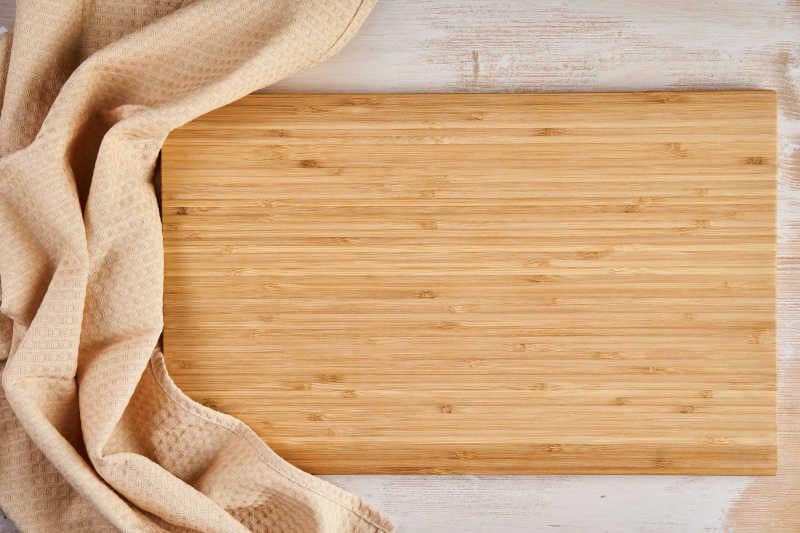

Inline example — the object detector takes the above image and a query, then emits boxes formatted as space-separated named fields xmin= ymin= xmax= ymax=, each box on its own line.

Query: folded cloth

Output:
xmin=0 ymin=1 xmax=391 ymax=531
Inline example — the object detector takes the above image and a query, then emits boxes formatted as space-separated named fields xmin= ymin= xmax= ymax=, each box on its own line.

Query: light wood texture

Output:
xmin=162 ymin=91 xmax=776 ymax=476
xmin=4 ymin=1 xmax=799 ymax=531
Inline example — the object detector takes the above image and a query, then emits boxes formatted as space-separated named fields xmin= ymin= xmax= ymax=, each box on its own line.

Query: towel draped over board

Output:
xmin=0 ymin=1 xmax=391 ymax=531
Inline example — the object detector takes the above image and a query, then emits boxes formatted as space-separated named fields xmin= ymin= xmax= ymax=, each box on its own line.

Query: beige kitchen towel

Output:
xmin=0 ymin=1 xmax=393 ymax=531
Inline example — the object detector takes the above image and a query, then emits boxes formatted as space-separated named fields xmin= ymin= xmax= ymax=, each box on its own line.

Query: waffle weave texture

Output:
xmin=0 ymin=1 xmax=391 ymax=531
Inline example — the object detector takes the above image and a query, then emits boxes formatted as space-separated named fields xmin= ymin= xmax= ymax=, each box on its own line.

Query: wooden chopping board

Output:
xmin=162 ymin=91 xmax=776 ymax=475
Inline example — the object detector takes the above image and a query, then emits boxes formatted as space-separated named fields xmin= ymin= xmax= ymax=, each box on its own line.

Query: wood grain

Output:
xmin=162 ymin=91 xmax=776 ymax=475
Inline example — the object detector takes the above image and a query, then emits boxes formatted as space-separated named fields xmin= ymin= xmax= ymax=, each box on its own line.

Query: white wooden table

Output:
xmin=1 ymin=2 xmax=798 ymax=531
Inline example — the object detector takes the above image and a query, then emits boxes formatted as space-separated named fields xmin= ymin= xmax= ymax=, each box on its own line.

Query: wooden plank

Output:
xmin=162 ymin=91 xmax=776 ymax=475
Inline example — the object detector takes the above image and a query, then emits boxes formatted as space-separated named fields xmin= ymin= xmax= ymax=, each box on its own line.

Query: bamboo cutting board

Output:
xmin=162 ymin=91 xmax=776 ymax=475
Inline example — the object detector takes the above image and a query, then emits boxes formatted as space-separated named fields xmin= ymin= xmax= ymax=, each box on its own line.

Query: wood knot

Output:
xmin=449 ymin=304 xmax=479 ymax=313
xmin=537 ymin=127 xmax=565 ymax=136
xmin=440 ymin=403 xmax=455 ymax=414
xmin=299 ymin=159 xmax=319 ymax=168
xmin=346 ymin=97 xmax=373 ymax=106
xmin=745 ymin=156 xmax=765 ymax=165
xmin=418 ymin=290 xmax=437 ymax=299
xmin=451 ymin=450 xmax=477 ymax=459
xmin=576 ymin=250 xmax=609 ymax=260
xmin=201 ymin=398 xmax=220 ymax=410
xmin=527 ymin=275 xmax=558 ymax=284
xmin=748 ymin=331 xmax=763 ymax=344
xmin=527 ymin=258 xmax=550 ymax=267
xmin=175 ymin=206 xmax=188 ymax=215
xmin=419 ymin=220 xmax=438 ymax=230
xmin=594 ymin=351 xmax=619 ymax=360
xmin=653 ymin=93 xmax=683 ymax=104
xmin=667 ymin=142 xmax=689 ymax=157
xmin=653 ymin=457 xmax=671 ymax=469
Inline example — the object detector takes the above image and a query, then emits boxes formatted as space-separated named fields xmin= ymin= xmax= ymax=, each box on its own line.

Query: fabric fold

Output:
xmin=0 ymin=1 xmax=391 ymax=531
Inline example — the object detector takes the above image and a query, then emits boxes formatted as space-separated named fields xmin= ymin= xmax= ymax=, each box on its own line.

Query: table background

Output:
xmin=1 ymin=1 xmax=797 ymax=531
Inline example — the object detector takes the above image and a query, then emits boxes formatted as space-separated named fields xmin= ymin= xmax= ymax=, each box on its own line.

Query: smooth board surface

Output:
xmin=162 ymin=91 xmax=776 ymax=475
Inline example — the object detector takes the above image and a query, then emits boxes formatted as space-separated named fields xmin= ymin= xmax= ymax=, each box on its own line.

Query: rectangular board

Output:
xmin=162 ymin=91 xmax=776 ymax=475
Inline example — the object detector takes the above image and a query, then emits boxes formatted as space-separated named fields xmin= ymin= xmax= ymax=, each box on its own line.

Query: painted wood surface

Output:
xmin=1 ymin=1 xmax=798 ymax=531
xmin=162 ymin=91 xmax=777 ymax=476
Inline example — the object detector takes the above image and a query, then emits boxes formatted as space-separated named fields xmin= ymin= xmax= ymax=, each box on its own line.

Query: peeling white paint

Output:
xmin=326 ymin=475 xmax=751 ymax=532
xmin=1 ymin=0 xmax=798 ymax=531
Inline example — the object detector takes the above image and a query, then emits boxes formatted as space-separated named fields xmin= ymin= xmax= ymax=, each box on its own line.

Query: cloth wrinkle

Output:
xmin=0 ymin=1 xmax=391 ymax=531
